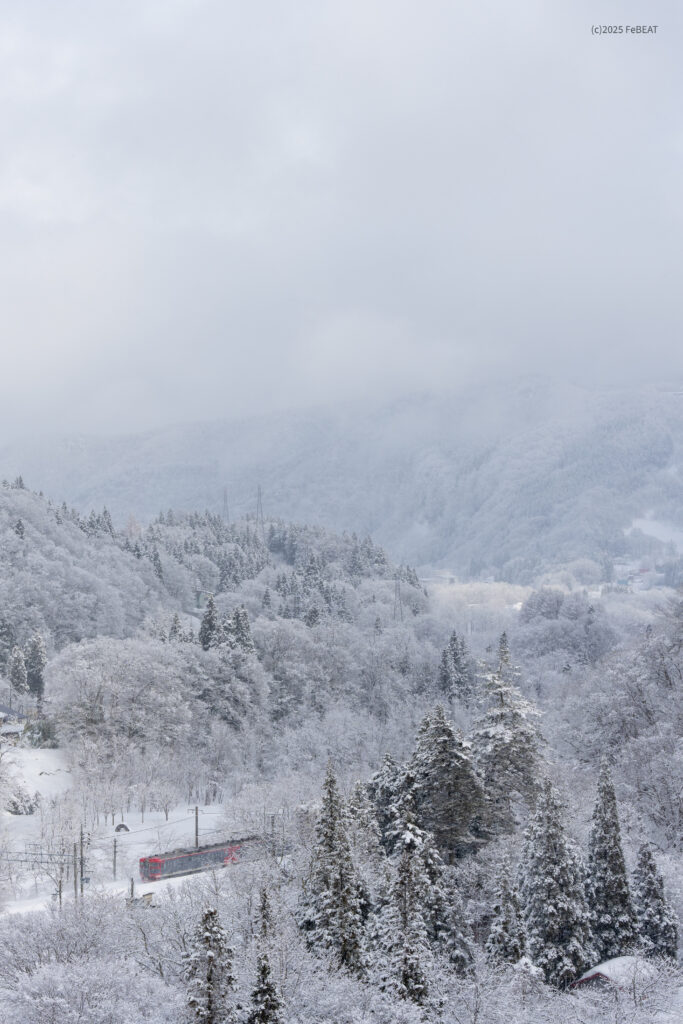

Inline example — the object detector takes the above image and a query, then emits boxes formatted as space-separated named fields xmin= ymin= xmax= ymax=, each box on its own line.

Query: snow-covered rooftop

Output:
xmin=573 ymin=955 xmax=658 ymax=989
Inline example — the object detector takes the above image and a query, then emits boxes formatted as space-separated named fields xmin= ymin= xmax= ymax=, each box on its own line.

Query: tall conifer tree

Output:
xmin=486 ymin=857 xmax=525 ymax=963
xmin=0 ymin=619 xmax=16 ymax=670
xmin=184 ymin=906 xmax=236 ymax=1024
xmin=586 ymin=762 xmax=636 ymax=960
xmin=151 ymin=547 xmax=164 ymax=580
xmin=520 ymin=780 xmax=593 ymax=987
xmin=367 ymin=753 xmax=404 ymax=852
xmin=168 ymin=613 xmax=182 ymax=642
xmin=248 ymin=888 xmax=283 ymax=1024
xmin=438 ymin=631 xmax=474 ymax=703
xmin=347 ymin=782 xmax=388 ymax=923
xmin=25 ymin=633 xmax=47 ymax=708
xmin=9 ymin=646 xmax=27 ymax=706
xmin=409 ymin=706 xmax=486 ymax=862
xmin=632 ymin=845 xmax=678 ymax=960
xmin=498 ymin=631 xmax=511 ymax=672
xmin=469 ymin=669 xmax=541 ymax=835
xmin=247 ymin=953 xmax=283 ymax=1024
xmin=371 ymin=818 xmax=433 ymax=1005
xmin=298 ymin=764 xmax=365 ymax=974
xmin=199 ymin=596 xmax=219 ymax=650
xmin=234 ymin=606 xmax=255 ymax=652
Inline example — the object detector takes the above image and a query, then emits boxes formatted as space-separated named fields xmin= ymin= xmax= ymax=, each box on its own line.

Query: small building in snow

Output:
xmin=0 ymin=703 xmax=28 ymax=721
xmin=571 ymin=955 xmax=657 ymax=992
xmin=0 ymin=721 xmax=25 ymax=745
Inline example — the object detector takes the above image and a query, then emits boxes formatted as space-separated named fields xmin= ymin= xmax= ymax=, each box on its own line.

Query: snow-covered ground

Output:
xmin=1 ymin=747 xmax=254 ymax=917
xmin=1 ymin=747 xmax=72 ymax=845
xmin=4 ymin=746 xmax=72 ymax=800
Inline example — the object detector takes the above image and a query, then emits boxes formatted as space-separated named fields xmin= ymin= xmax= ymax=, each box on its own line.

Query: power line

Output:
xmin=87 ymin=814 xmax=195 ymax=843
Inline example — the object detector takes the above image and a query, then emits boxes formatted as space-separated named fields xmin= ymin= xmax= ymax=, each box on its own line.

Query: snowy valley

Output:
xmin=0 ymin=476 xmax=681 ymax=1023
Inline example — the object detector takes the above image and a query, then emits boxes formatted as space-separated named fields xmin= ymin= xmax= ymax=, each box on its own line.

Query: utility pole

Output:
xmin=113 ymin=838 xmax=117 ymax=881
xmin=223 ymin=486 xmax=229 ymax=524
xmin=195 ymin=805 xmax=199 ymax=849
xmin=58 ymin=877 xmax=62 ymax=910
xmin=80 ymin=825 xmax=84 ymax=897
xmin=73 ymin=843 xmax=78 ymax=901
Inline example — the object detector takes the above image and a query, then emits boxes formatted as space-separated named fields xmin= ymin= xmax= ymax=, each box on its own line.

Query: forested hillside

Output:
xmin=4 ymin=379 xmax=683 ymax=582
xmin=0 ymin=480 xmax=681 ymax=1022
xmin=0 ymin=480 xmax=168 ymax=653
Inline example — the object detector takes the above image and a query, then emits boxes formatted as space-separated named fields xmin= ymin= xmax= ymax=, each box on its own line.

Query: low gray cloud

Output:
xmin=0 ymin=0 xmax=681 ymax=435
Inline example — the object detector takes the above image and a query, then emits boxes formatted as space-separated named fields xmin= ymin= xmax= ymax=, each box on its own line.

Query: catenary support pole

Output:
xmin=195 ymin=805 xmax=199 ymax=848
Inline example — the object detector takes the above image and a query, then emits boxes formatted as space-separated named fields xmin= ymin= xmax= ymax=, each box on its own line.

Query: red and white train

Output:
xmin=139 ymin=836 xmax=258 ymax=881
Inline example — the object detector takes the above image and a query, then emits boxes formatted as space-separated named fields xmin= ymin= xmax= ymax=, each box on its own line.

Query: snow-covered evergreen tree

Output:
xmin=247 ymin=952 xmax=283 ymax=1024
xmin=632 ymin=844 xmax=678 ymax=960
xmin=248 ymin=891 xmax=283 ymax=1024
xmin=233 ymin=606 xmax=255 ymax=652
xmin=25 ymin=633 xmax=47 ymax=706
xmin=367 ymin=753 xmax=404 ymax=852
xmin=519 ymin=780 xmax=593 ymax=987
xmin=409 ymin=706 xmax=486 ymax=862
xmin=298 ymin=763 xmax=365 ymax=974
xmin=9 ymin=646 xmax=27 ymax=704
xmin=258 ymin=885 xmax=273 ymax=939
xmin=498 ymin=631 xmax=510 ymax=672
xmin=168 ymin=612 xmax=182 ymax=642
xmin=198 ymin=595 xmax=219 ymax=650
xmin=438 ymin=630 xmax=474 ymax=703
xmin=469 ymin=669 xmax=542 ymax=834
xmin=438 ymin=642 xmax=454 ymax=692
xmin=0 ymin=618 xmax=16 ymax=670
xmin=370 ymin=818 xmax=433 ymax=1005
xmin=151 ymin=546 xmax=163 ymax=580
xmin=184 ymin=906 xmax=236 ymax=1024
xmin=486 ymin=857 xmax=525 ymax=964
xmin=401 ymin=813 xmax=471 ymax=971
xmin=101 ymin=506 xmax=115 ymax=536
xmin=304 ymin=605 xmax=321 ymax=627
xmin=347 ymin=781 xmax=388 ymax=922
xmin=586 ymin=762 xmax=637 ymax=960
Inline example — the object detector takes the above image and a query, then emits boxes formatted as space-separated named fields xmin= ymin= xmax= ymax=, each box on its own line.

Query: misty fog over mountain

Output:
xmin=4 ymin=377 xmax=683 ymax=582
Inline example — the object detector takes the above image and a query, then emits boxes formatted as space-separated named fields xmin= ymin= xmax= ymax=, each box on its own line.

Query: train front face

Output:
xmin=139 ymin=856 xmax=164 ymax=881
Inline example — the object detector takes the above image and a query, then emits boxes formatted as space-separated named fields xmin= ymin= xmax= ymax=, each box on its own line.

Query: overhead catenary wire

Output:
xmin=1 ymin=812 xmax=278 ymax=878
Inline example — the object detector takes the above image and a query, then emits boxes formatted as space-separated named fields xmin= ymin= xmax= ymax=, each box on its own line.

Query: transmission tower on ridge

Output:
xmin=256 ymin=485 xmax=265 ymax=539
xmin=393 ymin=576 xmax=404 ymax=622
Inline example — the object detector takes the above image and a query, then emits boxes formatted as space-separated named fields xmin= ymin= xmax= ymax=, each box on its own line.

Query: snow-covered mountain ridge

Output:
xmin=3 ymin=379 xmax=683 ymax=582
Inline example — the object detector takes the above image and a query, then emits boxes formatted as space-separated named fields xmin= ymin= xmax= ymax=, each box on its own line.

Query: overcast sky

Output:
xmin=0 ymin=0 xmax=681 ymax=435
